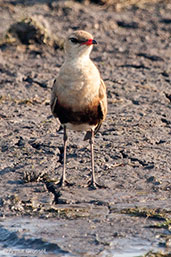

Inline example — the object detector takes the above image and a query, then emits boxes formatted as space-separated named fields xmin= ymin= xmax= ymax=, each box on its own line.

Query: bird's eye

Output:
xmin=69 ymin=38 xmax=79 ymax=44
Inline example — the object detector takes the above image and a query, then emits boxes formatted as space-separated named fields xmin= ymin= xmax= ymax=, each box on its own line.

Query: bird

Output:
xmin=50 ymin=30 xmax=107 ymax=189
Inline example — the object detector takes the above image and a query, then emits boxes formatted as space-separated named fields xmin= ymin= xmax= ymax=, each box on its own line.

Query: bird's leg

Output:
xmin=90 ymin=129 xmax=95 ymax=186
xmin=58 ymin=126 xmax=73 ymax=187
xmin=62 ymin=125 xmax=67 ymax=184
xmin=88 ymin=129 xmax=104 ymax=189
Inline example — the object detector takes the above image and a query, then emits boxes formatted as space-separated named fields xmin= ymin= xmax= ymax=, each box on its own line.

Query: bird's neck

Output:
xmin=65 ymin=53 xmax=91 ymax=67
xmin=65 ymin=46 xmax=92 ymax=64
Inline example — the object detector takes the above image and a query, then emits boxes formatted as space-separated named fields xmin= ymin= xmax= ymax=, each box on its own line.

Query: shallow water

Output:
xmin=101 ymin=237 xmax=158 ymax=257
xmin=0 ymin=217 xmax=163 ymax=257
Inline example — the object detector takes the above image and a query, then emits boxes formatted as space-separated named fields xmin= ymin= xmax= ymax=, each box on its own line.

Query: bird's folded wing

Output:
xmin=84 ymin=79 xmax=107 ymax=140
xmin=50 ymin=79 xmax=59 ymax=118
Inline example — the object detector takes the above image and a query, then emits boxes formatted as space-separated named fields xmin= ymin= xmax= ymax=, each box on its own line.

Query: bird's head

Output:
xmin=64 ymin=30 xmax=97 ymax=59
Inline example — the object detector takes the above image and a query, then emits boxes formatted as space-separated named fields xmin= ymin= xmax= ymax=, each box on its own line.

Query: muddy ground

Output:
xmin=0 ymin=0 xmax=171 ymax=256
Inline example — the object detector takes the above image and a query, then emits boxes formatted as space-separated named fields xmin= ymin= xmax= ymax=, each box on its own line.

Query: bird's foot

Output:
xmin=87 ymin=180 xmax=107 ymax=190
xmin=56 ymin=177 xmax=74 ymax=187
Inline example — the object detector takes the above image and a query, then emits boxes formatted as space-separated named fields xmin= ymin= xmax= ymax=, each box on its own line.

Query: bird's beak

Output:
xmin=81 ymin=39 xmax=97 ymax=46
xmin=92 ymin=39 xmax=97 ymax=45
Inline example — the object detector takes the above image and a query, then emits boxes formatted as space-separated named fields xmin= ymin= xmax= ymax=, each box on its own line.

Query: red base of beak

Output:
xmin=81 ymin=39 xmax=97 ymax=45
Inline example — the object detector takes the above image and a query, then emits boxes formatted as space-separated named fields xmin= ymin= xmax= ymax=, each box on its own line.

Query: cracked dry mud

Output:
xmin=0 ymin=0 xmax=171 ymax=256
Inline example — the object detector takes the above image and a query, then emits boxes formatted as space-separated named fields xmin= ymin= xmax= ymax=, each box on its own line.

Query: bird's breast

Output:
xmin=57 ymin=61 xmax=101 ymax=110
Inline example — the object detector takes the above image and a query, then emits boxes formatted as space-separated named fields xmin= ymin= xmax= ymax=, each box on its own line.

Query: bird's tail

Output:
xmin=83 ymin=123 xmax=102 ymax=141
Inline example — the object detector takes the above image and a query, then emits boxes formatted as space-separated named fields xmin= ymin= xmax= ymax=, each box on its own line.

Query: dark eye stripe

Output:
xmin=69 ymin=38 xmax=79 ymax=44
xmin=69 ymin=37 xmax=89 ymax=44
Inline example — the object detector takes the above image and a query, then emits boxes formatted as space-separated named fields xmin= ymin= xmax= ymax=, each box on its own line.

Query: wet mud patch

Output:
xmin=0 ymin=215 xmax=170 ymax=256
